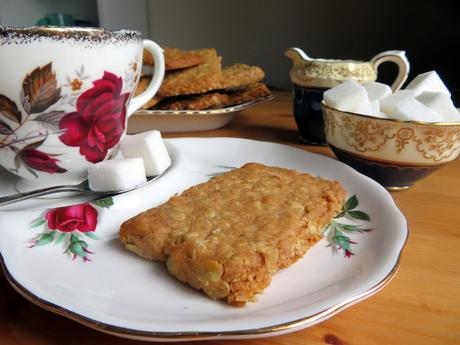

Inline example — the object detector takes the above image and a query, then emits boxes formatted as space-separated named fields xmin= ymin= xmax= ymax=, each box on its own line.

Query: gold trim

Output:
xmin=0 ymin=25 xmax=141 ymax=39
xmin=322 ymin=102 xmax=460 ymax=127
xmin=387 ymin=186 xmax=412 ymax=191
xmin=0 ymin=225 xmax=409 ymax=341
xmin=331 ymin=145 xmax=448 ymax=167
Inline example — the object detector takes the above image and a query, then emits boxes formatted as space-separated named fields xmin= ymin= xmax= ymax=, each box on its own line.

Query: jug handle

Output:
xmin=285 ymin=47 xmax=313 ymax=63
xmin=370 ymin=50 xmax=410 ymax=91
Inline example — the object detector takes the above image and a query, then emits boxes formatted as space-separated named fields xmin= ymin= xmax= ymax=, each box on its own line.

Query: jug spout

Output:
xmin=285 ymin=47 xmax=313 ymax=64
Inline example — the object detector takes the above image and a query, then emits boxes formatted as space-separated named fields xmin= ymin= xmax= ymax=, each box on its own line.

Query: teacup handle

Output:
xmin=127 ymin=40 xmax=165 ymax=116
xmin=370 ymin=50 xmax=410 ymax=91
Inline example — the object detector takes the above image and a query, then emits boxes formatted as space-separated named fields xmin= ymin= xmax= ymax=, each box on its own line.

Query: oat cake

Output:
xmin=155 ymin=83 xmax=271 ymax=111
xmin=119 ymin=163 xmax=345 ymax=306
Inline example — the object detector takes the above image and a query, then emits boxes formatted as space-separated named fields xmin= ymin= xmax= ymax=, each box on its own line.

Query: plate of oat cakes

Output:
xmin=128 ymin=95 xmax=273 ymax=133
xmin=0 ymin=138 xmax=408 ymax=341
xmin=129 ymin=47 xmax=274 ymax=133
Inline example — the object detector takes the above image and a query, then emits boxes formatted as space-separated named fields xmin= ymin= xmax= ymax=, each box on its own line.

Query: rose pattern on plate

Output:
xmin=0 ymin=62 xmax=135 ymax=177
xmin=29 ymin=198 xmax=114 ymax=262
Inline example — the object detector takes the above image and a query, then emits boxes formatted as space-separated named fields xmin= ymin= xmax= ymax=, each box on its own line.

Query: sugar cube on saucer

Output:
xmin=380 ymin=90 xmax=417 ymax=115
xmin=390 ymin=98 xmax=442 ymax=122
xmin=363 ymin=82 xmax=392 ymax=102
xmin=88 ymin=158 xmax=147 ymax=192
xmin=415 ymin=91 xmax=460 ymax=122
xmin=405 ymin=71 xmax=451 ymax=97
xmin=323 ymin=80 xmax=368 ymax=112
xmin=120 ymin=130 xmax=171 ymax=176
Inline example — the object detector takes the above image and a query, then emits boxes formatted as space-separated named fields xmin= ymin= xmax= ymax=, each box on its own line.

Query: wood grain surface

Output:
xmin=1 ymin=92 xmax=459 ymax=345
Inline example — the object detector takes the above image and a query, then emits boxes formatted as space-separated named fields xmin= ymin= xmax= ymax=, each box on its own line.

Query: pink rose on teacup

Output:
xmin=59 ymin=71 xmax=130 ymax=163
xmin=45 ymin=203 xmax=98 ymax=233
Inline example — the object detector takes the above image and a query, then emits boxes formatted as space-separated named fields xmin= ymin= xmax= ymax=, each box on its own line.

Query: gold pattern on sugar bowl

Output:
xmin=322 ymin=104 xmax=460 ymax=164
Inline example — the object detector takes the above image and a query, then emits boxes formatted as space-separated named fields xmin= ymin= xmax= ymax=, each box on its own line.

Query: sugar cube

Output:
xmin=405 ymin=71 xmax=451 ymax=97
xmin=363 ymin=82 xmax=392 ymax=102
xmin=323 ymin=80 xmax=368 ymax=112
xmin=415 ymin=91 xmax=460 ymax=122
xmin=380 ymin=90 xmax=417 ymax=115
xmin=88 ymin=158 xmax=147 ymax=192
xmin=354 ymin=100 xmax=383 ymax=117
xmin=390 ymin=98 xmax=442 ymax=122
xmin=120 ymin=130 xmax=171 ymax=176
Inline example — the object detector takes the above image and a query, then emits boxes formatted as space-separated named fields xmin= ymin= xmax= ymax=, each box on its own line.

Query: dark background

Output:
xmin=150 ymin=0 xmax=459 ymax=103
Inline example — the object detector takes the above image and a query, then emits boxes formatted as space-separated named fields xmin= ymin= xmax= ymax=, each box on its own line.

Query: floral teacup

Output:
xmin=0 ymin=26 xmax=164 ymax=188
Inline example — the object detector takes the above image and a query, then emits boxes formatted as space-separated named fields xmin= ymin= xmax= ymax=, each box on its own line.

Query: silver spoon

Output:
xmin=0 ymin=171 xmax=165 ymax=206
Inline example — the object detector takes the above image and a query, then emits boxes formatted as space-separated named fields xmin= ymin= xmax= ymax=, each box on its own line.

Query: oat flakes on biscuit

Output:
xmin=157 ymin=92 xmax=230 ymax=110
xmin=164 ymin=47 xmax=206 ymax=70
xmin=224 ymin=83 xmax=272 ymax=107
xmin=217 ymin=64 xmax=265 ymax=90
xmin=155 ymin=83 xmax=271 ymax=111
xmin=143 ymin=47 xmax=206 ymax=71
xmin=119 ymin=163 xmax=345 ymax=307
xmin=157 ymin=49 xmax=223 ymax=97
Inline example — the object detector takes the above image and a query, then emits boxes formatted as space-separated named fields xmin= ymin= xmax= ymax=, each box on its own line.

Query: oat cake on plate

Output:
xmin=119 ymin=163 xmax=345 ymax=306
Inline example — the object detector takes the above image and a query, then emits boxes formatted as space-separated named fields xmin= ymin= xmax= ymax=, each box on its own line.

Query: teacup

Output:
xmin=0 ymin=26 xmax=165 ymax=189
xmin=285 ymin=48 xmax=410 ymax=145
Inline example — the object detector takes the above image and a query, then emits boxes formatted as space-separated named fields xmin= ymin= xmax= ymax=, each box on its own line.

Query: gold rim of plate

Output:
xmin=0 ymin=223 xmax=409 ymax=342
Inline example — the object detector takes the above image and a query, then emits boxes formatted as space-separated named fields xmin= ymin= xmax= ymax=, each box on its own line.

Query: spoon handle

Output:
xmin=0 ymin=185 xmax=90 ymax=206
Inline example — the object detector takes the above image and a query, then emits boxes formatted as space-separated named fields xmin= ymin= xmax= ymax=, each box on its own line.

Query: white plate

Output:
xmin=0 ymin=138 xmax=408 ymax=341
xmin=128 ymin=97 xmax=273 ymax=133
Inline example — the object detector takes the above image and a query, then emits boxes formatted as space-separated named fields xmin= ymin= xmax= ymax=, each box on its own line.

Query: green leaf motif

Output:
xmin=31 ymin=218 xmax=46 ymax=228
xmin=69 ymin=241 xmax=86 ymax=257
xmin=84 ymin=232 xmax=99 ymax=240
xmin=65 ymin=233 xmax=90 ymax=259
xmin=344 ymin=195 xmax=359 ymax=210
xmin=333 ymin=234 xmax=352 ymax=249
xmin=35 ymin=232 xmax=55 ymax=246
xmin=339 ymin=223 xmax=365 ymax=233
xmin=324 ymin=194 xmax=372 ymax=258
xmin=348 ymin=210 xmax=370 ymax=221
xmin=54 ymin=232 xmax=67 ymax=245
xmin=92 ymin=197 xmax=114 ymax=208
xmin=69 ymin=233 xmax=80 ymax=243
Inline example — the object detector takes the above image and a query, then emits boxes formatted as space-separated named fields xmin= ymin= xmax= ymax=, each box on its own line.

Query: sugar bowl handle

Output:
xmin=370 ymin=50 xmax=410 ymax=91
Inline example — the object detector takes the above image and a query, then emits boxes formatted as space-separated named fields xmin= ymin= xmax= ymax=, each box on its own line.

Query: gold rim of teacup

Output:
xmin=321 ymin=102 xmax=460 ymax=127
xmin=0 ymin=25 xmax=141 ymax=43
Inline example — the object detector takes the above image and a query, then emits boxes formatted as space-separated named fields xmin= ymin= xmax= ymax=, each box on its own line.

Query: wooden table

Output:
xmin=1 ymin=92 xmax=459 ymax=345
